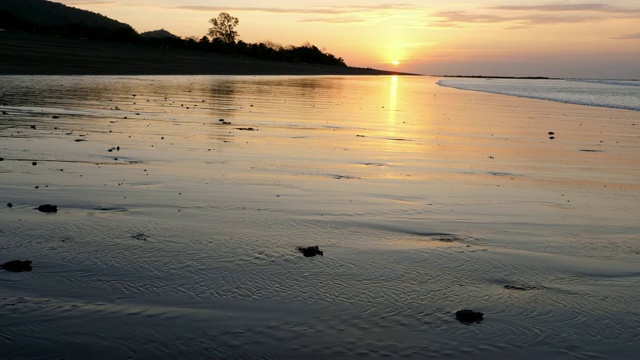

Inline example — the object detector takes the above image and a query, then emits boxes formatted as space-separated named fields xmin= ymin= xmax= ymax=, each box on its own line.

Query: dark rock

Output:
xmin=7 ymin=203 xmax=13 ymax=208
xmin=455 ymin=310 xmax=484 ymax=324
xmin=297 ymin=246 xmax=323 ymax=257
xmin=30 ymin=125 xmax=36 ymax=129
xmin=32 ymin=161 xmax=37 ymax=166
xmin=52 ymin=116 xmax=60 ymax=119
xmin=548 ymin=131 xmax=555 ymax=135
xmin=235 ymin=127 xmax=256 ymax=131
xmin=1 ymin=260 xmax=32 ymax=272
xmin=36 ymin=204 xmax=58 ymax=213
xmin=504 ymin=285 xmax=528 ymax=291
xmin=131 ymin=233 xmax=148 ymax=241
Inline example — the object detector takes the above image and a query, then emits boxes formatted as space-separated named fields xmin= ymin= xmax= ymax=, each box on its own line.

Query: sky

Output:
xmin=57 ymin=0 xmax=640 ymax=79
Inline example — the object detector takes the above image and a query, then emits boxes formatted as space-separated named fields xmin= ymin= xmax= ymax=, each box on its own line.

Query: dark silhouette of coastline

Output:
xmin=0 ymin=32 xmax=412 ymax=75
xmin=0 ymin=0 xmax=415 ymax=76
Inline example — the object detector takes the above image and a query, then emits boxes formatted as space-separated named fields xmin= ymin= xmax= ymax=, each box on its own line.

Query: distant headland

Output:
xmin=0 ymin=32 xmax=413 ymax=76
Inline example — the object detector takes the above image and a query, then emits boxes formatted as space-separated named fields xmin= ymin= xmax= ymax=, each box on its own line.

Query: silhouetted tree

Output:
xmin=207 ymin=12 xmax=238 ymax=43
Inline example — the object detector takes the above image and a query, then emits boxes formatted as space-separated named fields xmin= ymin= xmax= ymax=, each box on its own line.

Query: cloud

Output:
xmin=300 ymin=16 xmax=369 ymax=24
xmin=612 ymin=32 xmax=640 ymax=40
xmin=176 ymin=4 xmax=416 ymax=15
xmin=431 ymin=3 xmax=640 ymax=28
xmin=176 ymin=3 xmax=417 ymax=24
xmin=61 ymin=0 xmax=118 ymax=5
xmin=490 ymin=4 xmax=635 ymax=13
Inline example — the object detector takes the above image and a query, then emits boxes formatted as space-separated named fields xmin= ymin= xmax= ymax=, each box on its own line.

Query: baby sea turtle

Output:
xmin=297 ymin=246 xmax=323 ymax=257
xmin=1 ymin=260 xmax=32 ymax=272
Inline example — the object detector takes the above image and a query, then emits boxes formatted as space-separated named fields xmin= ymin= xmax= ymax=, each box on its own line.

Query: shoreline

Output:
xmin=0 ymin=32 xmax=414 ymax=76
xmin=437 ymin=77 xmax=640 ymax=112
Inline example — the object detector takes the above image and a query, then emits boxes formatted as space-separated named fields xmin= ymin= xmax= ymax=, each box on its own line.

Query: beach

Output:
xmin=1 ymin=75 xmax=639 ymax=359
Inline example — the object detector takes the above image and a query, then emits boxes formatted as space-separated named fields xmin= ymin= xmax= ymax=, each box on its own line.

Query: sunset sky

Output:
xmin=58 ymin=0 xmax=640 ymax=79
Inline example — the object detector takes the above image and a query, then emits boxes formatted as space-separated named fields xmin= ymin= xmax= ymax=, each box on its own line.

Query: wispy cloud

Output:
xmin=431 ymin=3 xmax=640 ymax=28
xmin=177 ymin=4 xmax=415 ymax=14
xmin=176 ymin=3 xmax=417 ymax=23
xmin=62 ymin=0 xmax=118 ymax=5
xmin=612 ymin=32 xmax=640 ymax=40
xmin=490 ymin=4 xmax=635 ymax=13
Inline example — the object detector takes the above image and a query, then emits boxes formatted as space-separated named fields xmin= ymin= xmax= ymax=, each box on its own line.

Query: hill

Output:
xmin=0 ymin=0 xmax=131 ymax=29
xmin=141 ymin=29 xmax=179 ymax=39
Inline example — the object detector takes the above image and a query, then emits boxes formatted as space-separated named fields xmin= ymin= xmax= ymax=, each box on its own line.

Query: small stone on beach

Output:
xmin=1 ymin=260 xmax=32 ymax=272
xmin=455 ymin=310 xmax=484 ymax=324
xmin=36 ymin=204 xmax=58 ymax=213
xmin=504 ymin=285 xmax=529 ymax=291
xmin=7 ymin=203 xmax=13 ymax=208
xmin=131 ymin=233 xmax=148 ymax=241
xmin=297 ymin=246 xmax=323 ymax=257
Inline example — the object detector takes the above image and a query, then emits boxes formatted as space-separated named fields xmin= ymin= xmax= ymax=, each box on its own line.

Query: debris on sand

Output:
xmin=455 ymin=310 xmax=484 ymax=324
xmin=1 ymin=260 xmax=32 ymax=272
xmin=36 ymin=204 xmax=58 ymax=213
xmin=297 ymin=246 xmax=323 ymax=257
xmin=131 ymin=233 xmax=148 ymax=241
xmin=235 ymin=127 xmax=256 ymax=131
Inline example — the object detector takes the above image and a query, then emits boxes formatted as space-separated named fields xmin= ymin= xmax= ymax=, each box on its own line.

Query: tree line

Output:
xmin=0 ymin=10 xmax=346 ymax=67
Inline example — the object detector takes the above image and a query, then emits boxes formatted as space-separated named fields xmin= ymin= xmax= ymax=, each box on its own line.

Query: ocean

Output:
xmin=437 ymin=78 xmax=640 ymax=112
xmin=1 ymin=75 xmax=639 ymax=359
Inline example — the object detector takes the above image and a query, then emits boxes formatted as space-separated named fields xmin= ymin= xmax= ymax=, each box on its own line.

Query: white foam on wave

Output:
xmin=438 ymin=78 xmax=640 ymax=111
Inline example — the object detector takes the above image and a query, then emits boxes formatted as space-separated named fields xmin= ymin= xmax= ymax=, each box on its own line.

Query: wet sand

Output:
xmin=0 ymin=32 xmax=405 ymax=76
xmin=1 ymin=76 xmax=639 ymax=359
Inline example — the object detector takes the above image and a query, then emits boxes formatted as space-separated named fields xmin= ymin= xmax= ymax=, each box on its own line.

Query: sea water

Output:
xmin=0 ymin=75 xmax=639 ymax=359
xmin=438 ymin=78 xmax=640 ymax=111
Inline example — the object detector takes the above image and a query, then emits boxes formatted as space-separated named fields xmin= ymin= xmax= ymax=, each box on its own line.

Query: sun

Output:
xmin=392 ymin=60 xmax=400 ymax=66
